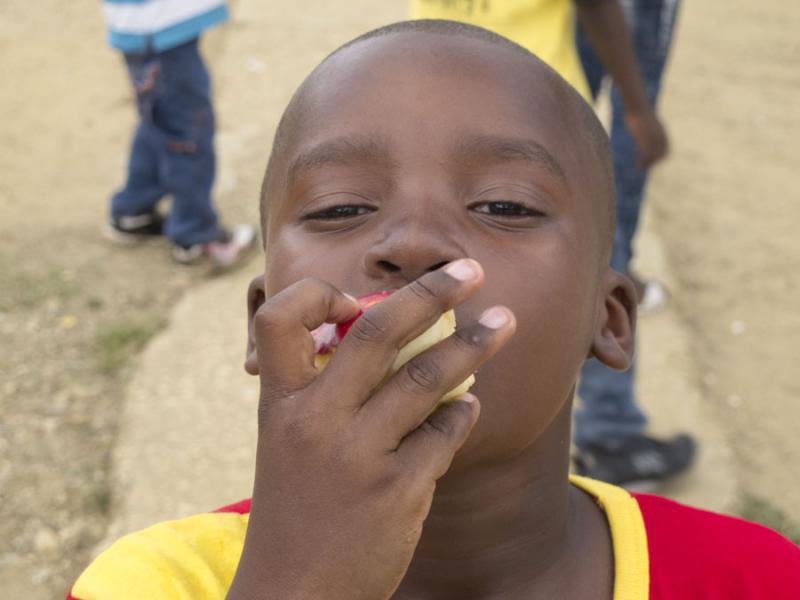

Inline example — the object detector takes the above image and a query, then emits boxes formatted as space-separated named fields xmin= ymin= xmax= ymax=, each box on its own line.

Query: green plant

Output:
xmin=95 ymin=319 xmax=162 ymax=374
xmin=737 ymin=494 xmax=800 ymax=544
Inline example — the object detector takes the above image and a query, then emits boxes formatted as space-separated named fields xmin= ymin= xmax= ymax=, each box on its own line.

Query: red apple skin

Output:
xmin=312 ymin=291 xmax=393 ymax=356
xmin=335 ymin=291 xmax=393 ymax=340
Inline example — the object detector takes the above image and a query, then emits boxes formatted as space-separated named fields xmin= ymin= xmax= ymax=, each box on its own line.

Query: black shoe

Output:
xmin=104 ymin=212 xmax=164 ymax=244
xmin=574 ymin=434 xmax=696 ymax=490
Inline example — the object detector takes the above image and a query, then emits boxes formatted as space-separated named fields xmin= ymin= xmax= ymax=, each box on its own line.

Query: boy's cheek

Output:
xmin=265 ymin=241 xmax=352 ymax=296
xmin=460 ymin=317 xmax=585 ymax=458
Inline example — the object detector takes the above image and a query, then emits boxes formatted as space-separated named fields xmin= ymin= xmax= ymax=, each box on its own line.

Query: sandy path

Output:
xmin=645 ymin=0 xmax=800 ymax=520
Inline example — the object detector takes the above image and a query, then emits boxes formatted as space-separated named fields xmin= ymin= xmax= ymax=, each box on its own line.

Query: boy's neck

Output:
xmin=393 ymin=401 xmax=613 ymax=600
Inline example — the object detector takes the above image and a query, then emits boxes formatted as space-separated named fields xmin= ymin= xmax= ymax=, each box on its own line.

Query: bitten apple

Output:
xmin=311 ymin=292 xmax=475 ymax=402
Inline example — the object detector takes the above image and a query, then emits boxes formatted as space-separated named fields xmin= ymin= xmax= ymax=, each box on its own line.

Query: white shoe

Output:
xmin=638 ymin=279 xmax=669 ymax=316
xmin=172 ymin=224 xmax=257 ymax=269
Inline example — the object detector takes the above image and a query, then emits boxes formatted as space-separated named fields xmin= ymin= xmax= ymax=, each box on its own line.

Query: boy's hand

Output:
xmin=624 ymin=106 xmax=669 ymax=169
xmin=227 ymin=259 xmax=515 ymax=600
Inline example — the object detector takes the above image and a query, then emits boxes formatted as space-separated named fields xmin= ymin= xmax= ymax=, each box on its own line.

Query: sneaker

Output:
xmin=104 ymin=212 xmax=164 ymax=244
xmin=573 ymin=433 xmax=696 ymax=491
xmin=171 ymin=224 xmax=257 ymax=269
xmin=638 ymin=279 xmax=669 ymax=315
xmin=629 ymin=272 xmax=669 ymax=316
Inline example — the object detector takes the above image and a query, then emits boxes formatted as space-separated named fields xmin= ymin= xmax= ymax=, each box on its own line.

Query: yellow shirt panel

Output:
xmin=71 ymin=512 xmax=249 ymax=600
xmin=410 ymin=0 xmax=591 ymax=100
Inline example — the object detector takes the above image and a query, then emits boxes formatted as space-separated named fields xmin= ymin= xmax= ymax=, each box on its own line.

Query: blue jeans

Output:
xmin=574 ymin=0 xmax=681 ymax=450
xmin=111 ymin=38 xmax=220 ymax=247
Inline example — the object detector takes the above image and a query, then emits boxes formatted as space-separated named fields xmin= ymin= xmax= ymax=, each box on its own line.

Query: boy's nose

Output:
xmin=362 ymin=226 xmax=464 ymax=284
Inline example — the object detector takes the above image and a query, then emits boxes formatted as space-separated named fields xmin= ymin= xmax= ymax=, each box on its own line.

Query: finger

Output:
xmin=254 ymin=278 xmax=360 ymax=399
xmin=319 ymin=259 xmax=484 ymax=410
xmin=395 ymin=394 xmax=481 ymax=481
xmin=361 ymin=306 xmax=515 ymax=448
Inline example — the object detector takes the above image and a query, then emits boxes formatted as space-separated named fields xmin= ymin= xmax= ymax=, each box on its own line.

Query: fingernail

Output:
xmin=443 ymin=259 xmax=480 ymax=282
xmin=479 ymin=306 xmax=510 ymax=329
xmin=459 ymin=392 xmax=477 ymax=404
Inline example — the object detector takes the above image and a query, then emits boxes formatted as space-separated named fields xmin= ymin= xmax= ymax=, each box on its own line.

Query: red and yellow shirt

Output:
xmin=68 ymin=477 xmax=800 ymax=599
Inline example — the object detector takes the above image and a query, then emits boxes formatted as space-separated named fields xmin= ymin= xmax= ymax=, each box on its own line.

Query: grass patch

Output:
xmin=95 ymin=318 xmax=162 ymax=374
xmin=0 ymin=268 xmax=77 ymax=311
xmin=89 ymin=485 xmax=112 ymax=515
xmin=736 ymin=494 xmax=800 ymax=544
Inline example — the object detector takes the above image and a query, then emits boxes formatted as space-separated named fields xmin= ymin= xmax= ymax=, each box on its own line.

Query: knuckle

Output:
xmin=453 ymin=325 xmax=485 ymax=352
xmin=401 ymin=356 xmax=442 ymax=394
xmin=407 ymin=279 xmax=444 ymax=309
xmin=424 ymin=402 xmax=470 ymax=439
xmin=253 ymin=302 xmax=285 ymax=333
xmin=349 ymin=311 xmax=388 ymax=344
xmin=367 ymin=463 xmax=402 ymax=497
xmin=301 ymin=277 xmax=334 ymax=299
xmin=279 ymin=409 xmax=316 ymax=448
xmin=420 ymin=411 xmax=454 ymax=438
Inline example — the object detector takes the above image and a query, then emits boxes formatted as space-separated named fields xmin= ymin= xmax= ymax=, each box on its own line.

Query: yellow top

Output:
xmin=410 ymin=0 xmax=591 ymax=100
xmin=70 ymin=476 xmax=648 ymax=599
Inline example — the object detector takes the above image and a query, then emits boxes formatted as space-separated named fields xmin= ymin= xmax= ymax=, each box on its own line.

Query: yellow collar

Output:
xmin=570 ymin=475 xmax=650 ymax=600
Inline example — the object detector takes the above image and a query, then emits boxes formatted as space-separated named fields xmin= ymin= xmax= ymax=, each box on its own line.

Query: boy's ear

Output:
xmin=589 ymin=269 xmax=637 ymax=371
xmin=245 ymin=275 xmax=267 ymax=376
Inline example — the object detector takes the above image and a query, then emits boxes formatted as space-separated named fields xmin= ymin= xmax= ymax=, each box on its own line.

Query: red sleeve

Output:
xmin=214 ymin=498 xmax=252 ymax=514
xmin=634 ymin=493 xmax=800 ymax=600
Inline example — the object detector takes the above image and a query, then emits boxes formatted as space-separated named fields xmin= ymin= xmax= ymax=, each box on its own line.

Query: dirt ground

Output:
xmin=1 ymin=0 xmax=799 ymax=597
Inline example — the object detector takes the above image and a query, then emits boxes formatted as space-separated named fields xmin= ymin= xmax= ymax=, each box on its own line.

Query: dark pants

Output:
xmin=574 ymin=0 xmax=681 ymax=450
xmin=111 ymin=38 xmax=220 ymax=247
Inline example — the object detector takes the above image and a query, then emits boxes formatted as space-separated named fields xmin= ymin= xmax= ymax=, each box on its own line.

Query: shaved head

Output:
xmin=261 ymin=19 xmax=615 ymax=262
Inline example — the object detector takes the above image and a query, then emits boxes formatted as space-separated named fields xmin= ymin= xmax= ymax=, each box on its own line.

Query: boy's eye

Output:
xmin=471 ymin=201 xmax=545 ymax=218
xmin=303 ymin=205 xmax=374 ymax=220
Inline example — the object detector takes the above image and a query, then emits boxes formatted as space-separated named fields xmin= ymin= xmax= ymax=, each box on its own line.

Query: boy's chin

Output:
xmin=451 ymin=377 xmax=575 ymax=462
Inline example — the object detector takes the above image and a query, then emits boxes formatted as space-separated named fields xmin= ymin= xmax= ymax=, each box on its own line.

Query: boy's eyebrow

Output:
xmin=454 ymin=135 xmax=567 ymax=184
xmin=287 ymin=135 xmax=394 ymax=183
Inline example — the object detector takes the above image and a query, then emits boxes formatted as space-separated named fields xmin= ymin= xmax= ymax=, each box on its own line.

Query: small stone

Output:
xmin=59 ymin=314 xmax=77 ymax=330
xmin=33 ymin=527 xmax=59 ymax=553
xmin=729 ymin=320 xmax=746 ymax=335
xmin=30 ymin=566 xmax=52 ymax=586
xmin=246 ymin=57 xmax=266 ymax=73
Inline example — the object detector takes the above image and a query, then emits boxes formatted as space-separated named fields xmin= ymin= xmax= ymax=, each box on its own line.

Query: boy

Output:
xmin=69 ymin=20 xmax=800 ymax=599
xmin=101 ymin=0 xmax=255 ymax=268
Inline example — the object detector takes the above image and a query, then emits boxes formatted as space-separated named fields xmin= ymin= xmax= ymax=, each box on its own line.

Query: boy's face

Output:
xmin=257 ymin=34 xmax=630 ymax=466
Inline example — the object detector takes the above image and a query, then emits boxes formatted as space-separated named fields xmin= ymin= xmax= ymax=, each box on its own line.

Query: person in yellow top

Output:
xmin=411 ymin=0 xmax=666 ymax=169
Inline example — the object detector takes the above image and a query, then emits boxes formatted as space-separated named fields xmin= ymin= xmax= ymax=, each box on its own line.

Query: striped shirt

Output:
xmin=102 ymin=0 xmax=228 ymax=53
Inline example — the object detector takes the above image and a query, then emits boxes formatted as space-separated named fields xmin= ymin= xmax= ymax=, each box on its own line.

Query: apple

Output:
xmin=311 ymin=292 xmax=475 ymax=402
